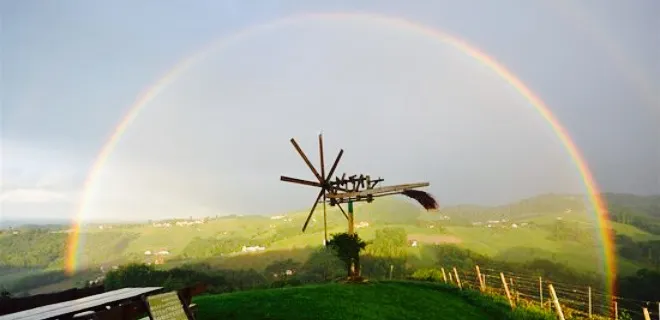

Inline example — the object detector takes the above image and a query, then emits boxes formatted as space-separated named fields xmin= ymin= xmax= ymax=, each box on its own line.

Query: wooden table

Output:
xmin=0 ymin=287 xmax=163 ymax=320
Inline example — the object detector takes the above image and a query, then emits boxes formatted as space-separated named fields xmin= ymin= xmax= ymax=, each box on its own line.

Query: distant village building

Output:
xmin=88 ymin=276 xmax=105 ymax=286
xmin=175 ymin=220 xmax=203 ymax=227
xmin=356 ymin=221 xmax=370 ymax=229
xmin=511 ymin=223 xmax=518 ymax=228
xmin=152 ymin=222 xmax=172 ymax=228
xmin=242 ymin=245 xmax=266 ymax=253
xmin=156 ymin=250 xmax=170 ymax=255
xmin=410 ymin=240 xmax=418 ymax=247
xmin=270 ymin=215 xmax=286 ymax=220
xmin=144 ymin=250 xmax=152 ymax=255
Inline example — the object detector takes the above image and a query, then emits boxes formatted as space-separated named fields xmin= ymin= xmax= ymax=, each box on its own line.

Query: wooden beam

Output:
xmin=327 ymin=182 xmax=430 ymax=199
xmin=281 ymin=176 xmax=323 ymax=188
xmin=290 ymin=138 xmax=324 ymax=182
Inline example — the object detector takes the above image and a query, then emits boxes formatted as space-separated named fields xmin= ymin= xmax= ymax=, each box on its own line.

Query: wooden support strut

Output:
xmin=327 ymin=182 xmax=430 ymax=199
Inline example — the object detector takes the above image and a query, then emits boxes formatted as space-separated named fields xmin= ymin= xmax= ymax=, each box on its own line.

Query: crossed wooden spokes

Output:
xmin=280 ymin=135 xmax=344 ymax=236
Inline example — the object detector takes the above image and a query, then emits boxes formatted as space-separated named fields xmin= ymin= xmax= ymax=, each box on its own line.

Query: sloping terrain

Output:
xmin=192 ymin=281 xmax=553 ymax=320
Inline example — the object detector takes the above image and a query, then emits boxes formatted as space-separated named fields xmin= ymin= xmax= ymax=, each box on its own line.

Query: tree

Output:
xmin=326 ymin=232 xmax=366 ymax=279
xmin=103 ymin=263 xmax=167 ymax=290
xmin=300 ymin=247 xmax=345 ymax=282
xmin=367 ymin=228 xmax=408 ymax=259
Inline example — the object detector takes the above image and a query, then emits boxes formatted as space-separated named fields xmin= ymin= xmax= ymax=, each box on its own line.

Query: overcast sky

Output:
xmin=1 ymin=0 xmax=659 ymax=221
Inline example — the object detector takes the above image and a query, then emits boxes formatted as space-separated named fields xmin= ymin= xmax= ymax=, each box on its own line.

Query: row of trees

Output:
xmin=615 ymin=235 xmax=660 ymax=269
xmin=610 ymin=209 xmax=660 ymax=235
xmin=0 ymin=230 xmax=139 ymax=269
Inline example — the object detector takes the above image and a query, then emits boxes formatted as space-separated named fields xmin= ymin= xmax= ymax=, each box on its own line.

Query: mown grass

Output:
xmin=193 ymin=281 xmax=555 ymax=320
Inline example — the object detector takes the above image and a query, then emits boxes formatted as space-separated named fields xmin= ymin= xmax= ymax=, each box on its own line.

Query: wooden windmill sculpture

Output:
xmin=280 ymin=134 xmax=439 ymax=245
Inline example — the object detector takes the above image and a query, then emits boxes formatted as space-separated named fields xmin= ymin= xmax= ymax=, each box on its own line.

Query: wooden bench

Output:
xmin=0 ymin=286 xmax=105 ymax=316
xmin=0 ymin=287 xmax=163 ymax=320
xmin=1 ymin=283 xmax=207 ymax=320
xmin=84 ymin=283 xmax=206 ymax=320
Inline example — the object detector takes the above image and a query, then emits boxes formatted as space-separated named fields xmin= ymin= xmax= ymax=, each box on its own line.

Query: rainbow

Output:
xmin=65 ymin=12 xmax=616 ymax=295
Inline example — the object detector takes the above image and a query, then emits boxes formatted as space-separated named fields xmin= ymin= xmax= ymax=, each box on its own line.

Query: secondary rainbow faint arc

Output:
xmin=65 ymin=12 xmax=616 ymax=294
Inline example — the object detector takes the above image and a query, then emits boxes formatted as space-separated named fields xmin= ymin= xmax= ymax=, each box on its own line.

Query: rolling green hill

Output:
xmin=2 ymin=193 xmax=659 ymax=294
xmin=192 ymin=281 xmax=553 ymax=320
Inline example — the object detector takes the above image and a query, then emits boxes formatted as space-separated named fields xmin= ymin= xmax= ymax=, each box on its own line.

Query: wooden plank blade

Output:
xmin=325 ymin=149 xmax=344 ymax=181
xmin=280 ymin=176 xmax=323 ymax=188
xmin=302 ymin=189 xmax=324 ymax=232
xmin=319 ymin=134 xmax=325 ymax=181
xmin=290 ymin=138 xmax=324 ymax=182
xmin=327 ymin=182 xmax=430 ymax=199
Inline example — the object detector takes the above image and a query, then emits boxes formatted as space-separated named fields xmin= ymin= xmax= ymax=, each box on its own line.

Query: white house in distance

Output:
xmin=152 ymin=222 xmax=172 ymax=228
xmin=175 ymin=220 xmax=204 ymax=227
xmin=242 ymin=245 xmax=266 ymax=253
xmin=356 ymin=221 xmax=369 ymax=229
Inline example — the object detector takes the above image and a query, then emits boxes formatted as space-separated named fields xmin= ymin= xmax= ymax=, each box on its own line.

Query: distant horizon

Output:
xmin=2 ymin=191 xmax=657 ymax=227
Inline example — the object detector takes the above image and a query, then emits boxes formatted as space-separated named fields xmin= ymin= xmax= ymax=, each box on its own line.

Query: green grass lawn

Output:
xmin=193 ymin=281 xmax=553 ymax=320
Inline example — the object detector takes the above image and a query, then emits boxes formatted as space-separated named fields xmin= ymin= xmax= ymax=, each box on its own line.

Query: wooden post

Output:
xmin=588 ymin=286 xmax=592 ymax=318
xmin=347 ymin=200 xmax=355 ymax=235
xmin=347 ymin=200 xmax=356 ymax=279
xmin=539 ymin=277 xmax=543 ymax=307
xmin=500 ymin=272 xmax=514 ymax=308
xmin=449 ymin=272 xmax=453 ymax=283
xmin=643 ymin=307 xmax=651 ymax=320
xmin=548 ymin=284 xmax=565 ymax=320
xmin=320 ymin=135 xmax=327 ymax=245
xmin=509 ymin=277 xmax=516 ymax=303
xmin=441 ymin=268 xmax=447 ymax=283
xmin=453 ymin=267 xmax=462 ymax=289
xmin=614 ymin=301 xmax=618 ymax=320
xmin=389 ymin=264 xmax=393 ymax=280
xmin=482 ymin=274 xmax=486 ymax=289
xmin=475 ymin=265 xmax=484 ymax=291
